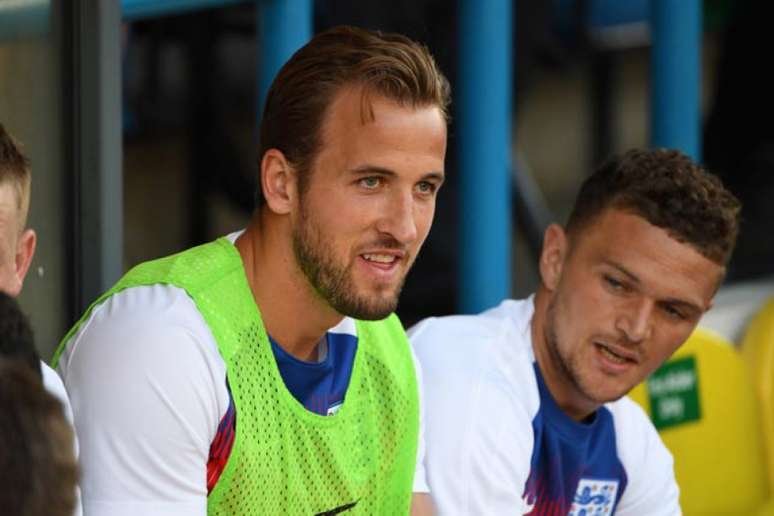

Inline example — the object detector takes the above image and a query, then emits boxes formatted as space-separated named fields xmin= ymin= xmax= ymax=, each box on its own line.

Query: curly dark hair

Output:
xmin=566 ymin=148 xmax=741 ymax=265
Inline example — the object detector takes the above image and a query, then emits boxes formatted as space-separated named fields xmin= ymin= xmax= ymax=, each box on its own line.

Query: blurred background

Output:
xmin=4 ymin=0 xmax=770 ymax=353
xmin=2 ymin=1 xmax=774 ymax=513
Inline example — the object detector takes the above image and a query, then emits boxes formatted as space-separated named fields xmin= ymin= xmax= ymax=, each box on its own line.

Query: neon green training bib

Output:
xmin=54 ymin=237 xmax=420 ymax=515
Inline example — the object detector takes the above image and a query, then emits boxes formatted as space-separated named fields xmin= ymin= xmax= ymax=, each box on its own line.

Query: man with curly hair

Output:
xmin=412 ymin=149 xmax=741 ymax=515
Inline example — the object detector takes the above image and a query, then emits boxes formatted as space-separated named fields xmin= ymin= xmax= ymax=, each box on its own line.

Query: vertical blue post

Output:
xmin=458 ymin=0 xmax=513 ymax=313
xmin=256 ymin=0 xmax=312 ymax=119
xmin=650 ymin=0 xmax=701 ymax=160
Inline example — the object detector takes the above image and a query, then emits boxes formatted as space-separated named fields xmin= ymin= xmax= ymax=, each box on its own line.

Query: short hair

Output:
xmin=0 ymin=359 xmax=78 ymax=516
xmin=0 ymin=123 xmax=32 ymax=230
xmin=257 ymin=25 xmax=450 ymax=207
xmin=0 ymin=291 xmax=40 ymax=379
xmin=566 ymin=148 xmax=741 ymax=266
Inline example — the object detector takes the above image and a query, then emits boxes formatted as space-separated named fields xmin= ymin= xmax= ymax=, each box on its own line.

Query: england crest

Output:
xmin=568 ymin=478 xmax=619 ymax=515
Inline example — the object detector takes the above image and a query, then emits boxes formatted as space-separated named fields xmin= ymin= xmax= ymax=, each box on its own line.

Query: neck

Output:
xmin=235 ymin=211 xmax=343 ymax=361
xmin=531 ymin=287 xmax=599 ymax=421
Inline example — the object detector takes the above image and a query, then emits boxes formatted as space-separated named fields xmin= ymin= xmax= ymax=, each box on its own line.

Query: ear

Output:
xmin=260 ymin=148 xmax=297 ymax=215
xmin=539 ymin=224 xmax=567 ymax=291
xmin=10 ymin=228 xmax=36 ymax=295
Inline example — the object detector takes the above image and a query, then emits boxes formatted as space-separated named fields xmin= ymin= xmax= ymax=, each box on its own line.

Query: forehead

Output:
xmin=0 ymin=185 xmax=20 ymax=256
xmin=0 ymin=183 xmax=19 ymax=221
xmin=569 ymin=208 xmax=723 ymax=308
xmin=316 ymin=85 xmax=447 ymax=164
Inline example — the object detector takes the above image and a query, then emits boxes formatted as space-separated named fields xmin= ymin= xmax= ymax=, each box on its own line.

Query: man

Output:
xmin=54 ymin=26 xmax=449 ymax=515
xmin=1 ymin=123 xmax=81 ymax=515
xmin=0 ymin=359 xmax=79 ymax=516
xmin=0 ymin=124 xmax=36 ymax=303
xmin=0 ymin=123 xmax=73 ymax=417
xmin=411 ymin=149 xmax=741 ymax=515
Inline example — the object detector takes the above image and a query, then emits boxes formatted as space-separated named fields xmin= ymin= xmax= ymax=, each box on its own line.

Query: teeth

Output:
xmin=599 ymin=345 xmax=627 ymax=364
xmin=363 ymin=254 xmax=395 ymax=264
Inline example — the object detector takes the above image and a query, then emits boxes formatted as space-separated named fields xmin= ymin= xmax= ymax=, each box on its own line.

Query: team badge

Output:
xmin=569 ymin=478 xmax=619 ymax=515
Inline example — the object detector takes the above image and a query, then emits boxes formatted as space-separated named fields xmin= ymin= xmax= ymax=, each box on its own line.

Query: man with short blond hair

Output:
xmin=0 ymin=123 xmax=36 ymax=298
xmin=0 ymin=123 xmax=80 ymax=515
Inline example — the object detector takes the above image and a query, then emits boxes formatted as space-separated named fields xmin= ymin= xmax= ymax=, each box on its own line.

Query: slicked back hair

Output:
xmin=256 ymin=25 xmax=450 ymax=207
xmin=566 ymin=148 xmax=741 ymax=266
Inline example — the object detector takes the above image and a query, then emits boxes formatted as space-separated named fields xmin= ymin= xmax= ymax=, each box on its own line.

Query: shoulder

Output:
xmin=605 ymin=396 xmax=680 ymax=515
xmin=409 ymin=297 xmax=537 ymax=408
xmin=57 ymin=283 xmax=229 ymax=440
xmin=409 ymin=297 xmax=534 ymax=363
xmin=56 ymin=284 xmax=231 ymax=513
xmin=60 ymin=283 xmax=220 ymax=369
xmin=605 ymin=395 xmax=668 ymax=461
xmin=409 ymin=298 xmax=536 ymax=399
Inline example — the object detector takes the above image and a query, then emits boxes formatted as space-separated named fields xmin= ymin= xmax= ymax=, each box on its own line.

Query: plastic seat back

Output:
xmin=629 ymin=328 xmax=769 ymax=514
xmin=742 ymin=297 xmax=774 ymax=494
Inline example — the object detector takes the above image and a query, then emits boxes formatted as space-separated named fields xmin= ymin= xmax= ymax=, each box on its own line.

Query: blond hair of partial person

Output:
xmin=0 ymin=359 xmax=78 ymax=516
xmin=0 ymin=123 xmax=37 ymax=297
xmin=0 ymin=124 xmax=32 ymax=229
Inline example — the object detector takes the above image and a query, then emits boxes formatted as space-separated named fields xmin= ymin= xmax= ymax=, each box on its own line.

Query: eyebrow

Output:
xmin=349 ymin=164 xmax=445 ymax=184
xmin=606 ymin=261 xmax=640 ymax=284
xmin=604 ymin=260 xmax=704 ymax=314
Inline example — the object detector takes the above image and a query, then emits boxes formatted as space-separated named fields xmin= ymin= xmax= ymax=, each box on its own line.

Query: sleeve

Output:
xmin=611 ymin=398 xmax=682 ymax=516
xmin=56 ymin=285 xmax=229 ymax=516
xmin=410 ymin=345 xmax=429 ymax=493
xmin=410 ymin=317 xmax=537 ymax=515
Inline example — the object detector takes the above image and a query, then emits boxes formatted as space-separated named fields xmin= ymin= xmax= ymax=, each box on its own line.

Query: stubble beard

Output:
xmin=292 ymin=209 xmax=406 ymax=321
xmin=544 ymin=295 xmax=609 ymax=410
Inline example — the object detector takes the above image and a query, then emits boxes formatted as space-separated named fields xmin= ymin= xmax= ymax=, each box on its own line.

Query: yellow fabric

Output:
xmin=629 ymin=328 xmax=769 ymax=515
xmin=742 ymin=297 xmax=774 ymax=494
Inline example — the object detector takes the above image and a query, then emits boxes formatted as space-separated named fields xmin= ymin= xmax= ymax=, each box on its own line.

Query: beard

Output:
xmin=544 ymin=295 xmax=614 ymax=409
xmin=292 ymin=208 xmax=407 ymax=321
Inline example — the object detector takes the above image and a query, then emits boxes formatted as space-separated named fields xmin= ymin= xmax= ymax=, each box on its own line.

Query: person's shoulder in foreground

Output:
xmin=413 ymin=148 xmax=741 ymax=515
xmin=55 ymin=25 xmax=450 ymax=516
xmin=0 ymin=359 xmax=79 ymax=516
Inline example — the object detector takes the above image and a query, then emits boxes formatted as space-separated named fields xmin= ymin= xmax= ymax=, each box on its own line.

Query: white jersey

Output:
xmin=410 ymin=297 xmax=680 ymax=516
xmin=56 ymin=233 xmax=427 ymax=516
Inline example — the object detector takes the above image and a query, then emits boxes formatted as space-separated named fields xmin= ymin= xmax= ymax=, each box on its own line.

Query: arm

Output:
xmin=57 ymin=286 xmax=228 ymax=516
xmin=411 ymin=493 xmax=434 ymax=516
xmin=410 ymin=317 xmax=538 ymax=515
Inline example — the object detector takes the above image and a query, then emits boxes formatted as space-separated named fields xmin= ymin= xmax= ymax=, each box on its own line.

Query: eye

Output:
xmin=604 ymin=275 xmax=625 ymax=291
xmin=359 ymin=176 xmax=382 ymax=189
xmin=415 ymin=181 xmax=437 ymax=195
xmin=661 ymin=304 xmax=686 ymax=321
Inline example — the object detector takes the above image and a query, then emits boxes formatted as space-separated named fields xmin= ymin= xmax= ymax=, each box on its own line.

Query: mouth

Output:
xmin=357 ymin=250 xmax=406 ymax=275
xmin=594 ymin=341 xmax=639 ymax=368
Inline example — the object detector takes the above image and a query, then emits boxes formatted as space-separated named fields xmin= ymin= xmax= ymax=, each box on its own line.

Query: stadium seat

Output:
xmin=629 ymin=328 xmax=770 ymax=514
xmin=742 ymin=297 xmax=774 ymax=494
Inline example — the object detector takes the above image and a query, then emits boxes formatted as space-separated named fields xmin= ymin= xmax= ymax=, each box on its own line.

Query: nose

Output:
xmin=376 ymin=190 xmax=418 ymax=245
xmin=615 ymin=298 xmax=653 ymax=343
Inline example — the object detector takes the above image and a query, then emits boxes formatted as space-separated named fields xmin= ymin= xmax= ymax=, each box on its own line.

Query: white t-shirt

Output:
xmin=41 ymin=361 xmax=82 ymax=516
xmin=56 ymin=236 xmax=427 ymax=516
xmin=410 ymin=297 xmax=681 ymax=516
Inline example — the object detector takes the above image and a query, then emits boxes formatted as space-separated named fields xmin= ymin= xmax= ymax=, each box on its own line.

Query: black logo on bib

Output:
xmin=314 ymin=500 xmax=358 ymax=515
